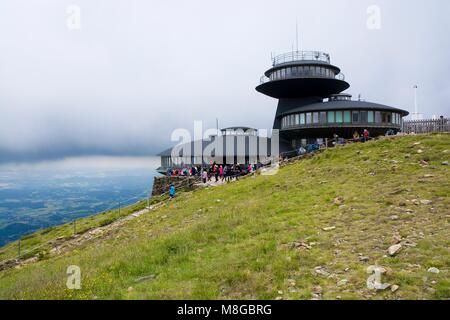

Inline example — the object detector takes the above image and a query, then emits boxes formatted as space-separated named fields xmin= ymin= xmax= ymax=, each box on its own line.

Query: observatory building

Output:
xmin=158 ymin=49 xmax=409 ymax=172
xmin=256 ymin=51 xmax=409 ymax=151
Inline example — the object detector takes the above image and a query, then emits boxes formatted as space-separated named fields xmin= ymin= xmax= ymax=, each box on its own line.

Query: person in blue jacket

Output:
xmin=169 ymin=184 xmax=176 ymax=199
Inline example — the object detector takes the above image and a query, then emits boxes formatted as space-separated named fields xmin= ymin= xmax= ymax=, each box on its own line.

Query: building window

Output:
xmin=320 ymin=112 xmax=327 ymax=123
xmin=336 ymin=111 xmax=343 ymax=123
xmin=352 ymin=111 xmax=359 ymax=123
xmin=368 ymin=111 xmax=374 ymax=123
xmin=295 ymin=114 xmax=299 ymax=125
xmin=381 ymin=112 xmax=392 ymax=123
xmin=306 ymin=113 xmax=312 ymax=124
xmin=360 ymin=111 xmax=368 ymax=123
xmin=375 ymin=111 xmax=382 ymax=123
xmin=300 ymin=113 xmax=305 ymax=125
xmin=328 ymin=111 xmax=335 ymax=123
xmin=313 ymin=112 xmax=319 ymax=124
xmin=344 ymin=111 xmax=351 ymax=123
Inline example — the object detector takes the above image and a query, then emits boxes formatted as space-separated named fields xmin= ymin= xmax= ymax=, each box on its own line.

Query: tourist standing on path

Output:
xmin=169 ymin=184 xmax=176 ymax=199
xmin=202 ymin=170 xmax=208 ymax=184
xmin=219 ymin=165 xmax=224 ymax=181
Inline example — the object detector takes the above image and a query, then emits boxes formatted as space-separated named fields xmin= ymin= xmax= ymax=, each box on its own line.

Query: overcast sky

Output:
xmin=0 ymin=0 xmax=449 ymax=163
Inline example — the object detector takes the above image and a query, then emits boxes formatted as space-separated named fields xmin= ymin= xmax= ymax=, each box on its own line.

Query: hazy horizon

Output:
xmin=1 ymin=0 xmax=449 ymax=164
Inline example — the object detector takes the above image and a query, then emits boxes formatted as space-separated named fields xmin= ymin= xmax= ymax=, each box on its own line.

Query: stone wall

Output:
xmin=151 ymin=176 xmax=201 ymax=197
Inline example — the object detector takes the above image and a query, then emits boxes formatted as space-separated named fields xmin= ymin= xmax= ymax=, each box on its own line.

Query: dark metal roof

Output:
xmin=256 ymin=77 xmax=350 ymax=99
xmin=221 ymin=126 xmax=257 ymax=131
xmin=277 ymin=100 xmax=409 ymax=117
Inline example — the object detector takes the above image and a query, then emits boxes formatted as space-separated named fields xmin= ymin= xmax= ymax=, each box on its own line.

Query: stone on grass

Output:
xmin=427 ymin=267 xmax=440 ymax=274
xmin=420 ymin=199 xmax=433 ymax=205
xmin=337 ymin=279 xmax=349 ymax=287
xmin=323 ymin=226 xmax=336 ymax=231
xmin=391 ymin=285 xmax=400 ymax=293
xmin=388 ymin=244 xmax=402 ymax=256
xmin=442 ymin=161 xmax=449 ymax=166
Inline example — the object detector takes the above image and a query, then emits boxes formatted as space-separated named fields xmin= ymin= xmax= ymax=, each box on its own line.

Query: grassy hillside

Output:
xmin=0 ymin=134 xmax=449 ymax=300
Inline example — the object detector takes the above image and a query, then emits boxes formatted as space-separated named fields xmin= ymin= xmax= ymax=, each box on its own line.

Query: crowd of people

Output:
xmin=166 ymin=162 xmax=261 ymax=184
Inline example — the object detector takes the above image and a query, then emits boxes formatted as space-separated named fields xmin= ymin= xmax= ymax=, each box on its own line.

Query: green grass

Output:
xmin=0 ymin=195 xmax=168 ymax=263
xmin=0 ymin=134 xmax=448 ymax=300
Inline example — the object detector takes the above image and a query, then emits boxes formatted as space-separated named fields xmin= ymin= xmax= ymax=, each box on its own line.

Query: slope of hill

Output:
xmin=0 ymin=134 xmax=449 ymax=300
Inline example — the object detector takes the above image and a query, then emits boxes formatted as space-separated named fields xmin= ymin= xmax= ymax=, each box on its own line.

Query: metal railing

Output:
xmin=403 ymin=118 xmax=450 ymax=134
xmin=272 ymin=51 xmax=330 ymax=66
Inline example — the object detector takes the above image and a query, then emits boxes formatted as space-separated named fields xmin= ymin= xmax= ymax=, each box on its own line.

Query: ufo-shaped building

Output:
xmin=256 ymin=51 xmax=409 ymax=151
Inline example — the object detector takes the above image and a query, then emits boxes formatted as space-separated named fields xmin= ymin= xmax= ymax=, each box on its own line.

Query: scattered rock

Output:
xmin=420 ymin=160 xmax=429 ymax=165
xmin=390 ymin=160 xmax=398 ymax=164
xmin=359 ymin=256 xmax=370 ymax=262
xmin=127 ymin=286 xmax=133 ymax=292
xmin=404 ymin=154 xmax=411 ymax=159
xmin=388 ymin=244 xmax=402 ymax=256
xmin=332 ymin=197 xmax=344 ymax=205
xmin=337 ymin=279 xmax=349 ymax=287
xmin=291 ymin=242 xmax=312 ymax=250
xmin=287 ymin=279 xmax=296 ymax=287
xmin=390 ymin=215 xmax=400 ymax=221
xmin=314 ymin=266 xmax=331 ymax=277
xmin=312 ymin=285 xmax=322 ymax=294
xmin=417 ymin=149 xmax=423 ymax=154
xmin=323 ymin=226 xmax=336 ymax=231
xmin=275 ymin=296 xmax=283 ymax=300
xmin=392 ymin=234 xmax=402 ymax=244
xmin=427 ymin=267 xmax=440 ymax=274
xmin=391 ymin=285 xmax=400 ymax=293
xmin=442 ymin=161 xmax=449 ymax=166
xmin=135 ymin=274 xmax=157 ymax=283
xmin=420 ymin=200 xmax=433 ymax=205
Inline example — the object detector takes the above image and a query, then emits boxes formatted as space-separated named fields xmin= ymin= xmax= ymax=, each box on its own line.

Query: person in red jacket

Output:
xmin=363 ymin=129 xmax=370 ymax=142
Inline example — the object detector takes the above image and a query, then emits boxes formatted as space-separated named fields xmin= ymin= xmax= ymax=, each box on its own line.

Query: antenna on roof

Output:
xmin=296 ymin=19 xmax=299 ymax=52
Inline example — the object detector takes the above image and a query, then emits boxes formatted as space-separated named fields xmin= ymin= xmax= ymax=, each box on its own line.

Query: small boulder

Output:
xmin=391 ymin=285 xmax=400 ymax=293
xmin=427 ymin=267 xmax=440 ymax=274
xmin=420 ymin=200 xmax=433 ymax=205
xmin=337 ymin=279 xmax=349 ymax=287
xmin=442 ymin=161 xmax=449 ymax=166
xmin=323 ymin=226 xmax=336 ymax=231
xmin=388 ymin=244 xmax=402 ymax=256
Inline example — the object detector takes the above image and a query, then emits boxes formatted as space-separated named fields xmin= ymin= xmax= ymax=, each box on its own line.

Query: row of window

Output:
xmin=281 ymin=110 xmax=403 ymax=129
xmin=269 ymin=66 xmax=335 ymax=81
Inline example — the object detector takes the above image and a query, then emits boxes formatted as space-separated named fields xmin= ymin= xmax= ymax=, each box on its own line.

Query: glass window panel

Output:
xmin=375 ymin=111 xmax=382 ymax=123
xmin=352 ymin=111 xmax=359 ymax=123
xmin=306 ymin=113 xmax=312 ymax=124
xmin=328 ymin=111 xmax=335 ymax=123
xmin=300 ymin=113 xmax=305 ymax=125
xmin=336 ymin=111 xmax=343 ymax=123
xmin=360 ymin=111 xmax=368 ymax=123
xmin=344 ymin=111 xmax=351 ymax=123
xmin=313 ymin=112 xmax=319 ymax=123
xmin=295 ymin=114 xmax=299 ymax=125
xmin=320 ymin=112 xmax=327 ymax=123
xmin=368 ymin=111 xmax=374 ymax=123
